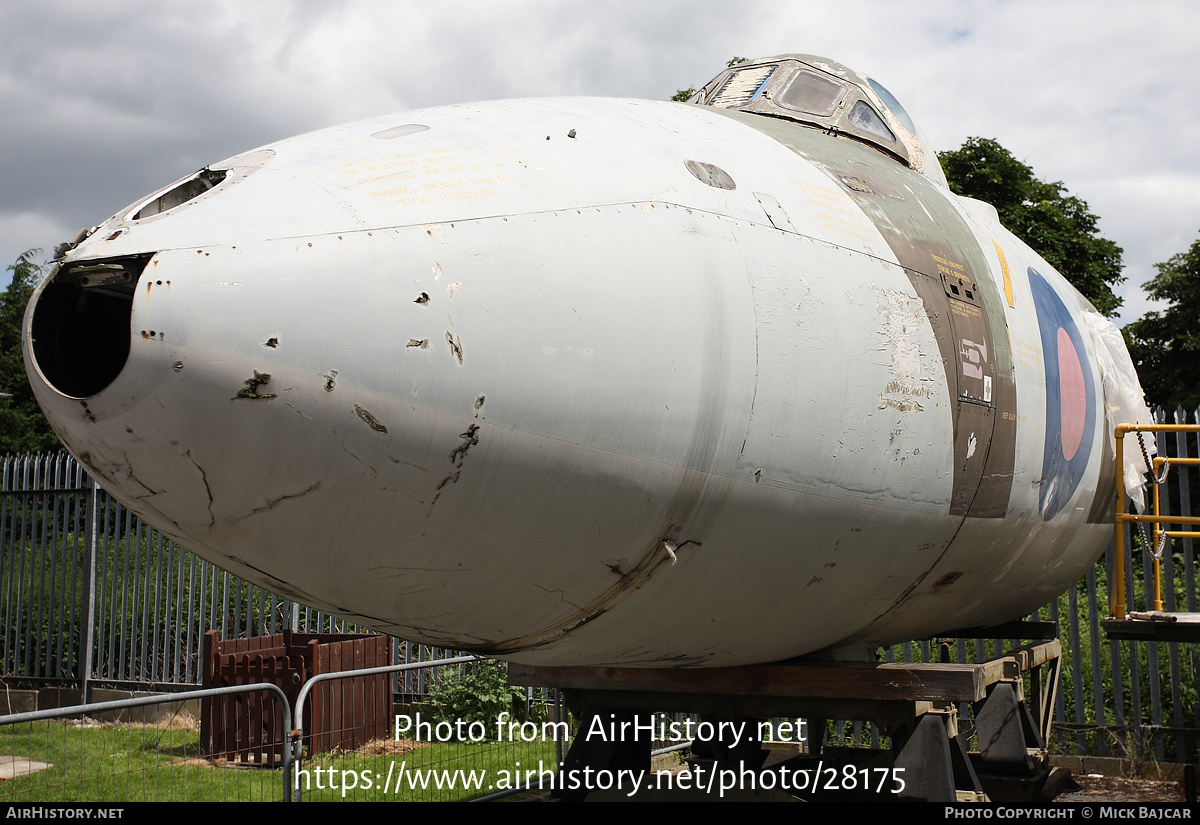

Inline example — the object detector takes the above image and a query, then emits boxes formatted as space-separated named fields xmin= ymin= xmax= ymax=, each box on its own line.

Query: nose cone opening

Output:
xmin=29 ymin=254 xmax=152 ymax=398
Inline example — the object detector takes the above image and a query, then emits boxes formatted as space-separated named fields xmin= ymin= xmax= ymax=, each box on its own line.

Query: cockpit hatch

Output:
xmin=689 ymin=55 xmax=947 ymax=187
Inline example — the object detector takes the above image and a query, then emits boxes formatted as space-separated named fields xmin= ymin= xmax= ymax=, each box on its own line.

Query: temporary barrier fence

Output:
xmin=0 ymin=656 xmax=559 ymax=803
xmin=0 ymin=683 xmax=291 ymax=802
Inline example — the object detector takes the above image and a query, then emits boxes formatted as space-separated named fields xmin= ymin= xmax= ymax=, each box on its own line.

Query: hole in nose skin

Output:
xmin=30 ymin=254 xmax=152 ymax=398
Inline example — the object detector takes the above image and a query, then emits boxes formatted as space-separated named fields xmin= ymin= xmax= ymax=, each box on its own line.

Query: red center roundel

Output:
xmin=1057 ymin=327 xmax=1086 ymax=461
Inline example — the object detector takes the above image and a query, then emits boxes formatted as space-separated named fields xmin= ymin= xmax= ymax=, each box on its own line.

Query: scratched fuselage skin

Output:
xmin=25 ymin=56 xmax=1113 ymax=666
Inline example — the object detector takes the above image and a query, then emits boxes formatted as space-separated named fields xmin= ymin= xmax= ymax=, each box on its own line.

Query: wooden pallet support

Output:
xmin=512 ymin=640 xmax=1061 ymax=801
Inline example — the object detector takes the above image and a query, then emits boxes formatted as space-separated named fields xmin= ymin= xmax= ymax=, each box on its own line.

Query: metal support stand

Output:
xmin=511 ymin=638 xmax=1061 ymax=802
xmin=553 ymin=710 xmax=651 ymax=801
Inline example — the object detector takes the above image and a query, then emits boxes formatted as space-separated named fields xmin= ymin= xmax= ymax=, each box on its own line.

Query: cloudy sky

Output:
xmin=2 ymin=0 xmax=1197 ymax=326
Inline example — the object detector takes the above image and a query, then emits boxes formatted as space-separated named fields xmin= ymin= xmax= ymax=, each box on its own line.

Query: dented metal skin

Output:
xmin=25 ymin=56 xmax=1120 ymax=667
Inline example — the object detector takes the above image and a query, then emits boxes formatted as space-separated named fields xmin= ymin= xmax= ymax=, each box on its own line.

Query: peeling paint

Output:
xmin=248 ymin=481 xmax=323 ymax=516
xmin=185 ymin=450 xmax=215 ymax=527
xmin=371 ymin=565 xmax=469 ymax=579
xmin=482 ymin=537 xmax=700 ymax=654
xmin=430 ymin=423 xmax=482 ymax=505
xmin=324 ymin=369 xmax=338 ymax=392
xmin=446 ymin=281 xmax=462 ymax=298
xmin=879 ymin=397 xmax=923 ymax=412
xmin=284 ymin=402 xmax=313 ymax=420
xmin=415 ymin=292 xmax=430 ymax=305
xmin=872 ymin=284 xmax=936 ymax=414
xmin=966 ymin=432 xmax=977 ymax=459
xmin=406 ymin=338 xmax=430 ymax=349
xmin=340 ymin=441 xmax=380 ymax=475
xmin=432 ymin=262 xmax=444 ymax=279
xmin=263 ymin=337 xmax=279 ymax=348
xmin=474 ymin=395 xmax=485 ymax=410
xmin=228 ymin=555 xmax=310 ymax=599
xmin=449 ymin=423 xmax=480 ymax=466
xmin=662 ymin=539 xmax=678 ymax=564
xmin=530 ymin=582 xmax=584 ymax=610
xmin=354 ymin=404 xmax=389 ymax=433
xmin=233 ymin=371 xmax=277 ymax=400
xmin=423 ymin=224 xmax=449 ymax=245
xmin=124 ymin=463 xmax=163 ymax=498
xmin=445 ymin=332 xmax=463 ymax=364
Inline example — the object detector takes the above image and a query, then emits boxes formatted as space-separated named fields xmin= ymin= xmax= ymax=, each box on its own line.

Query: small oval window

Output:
xmin=371 ymin=124 xmax=431 ymax=139
xmin=685 ymin=160 xmax=736 ymax=190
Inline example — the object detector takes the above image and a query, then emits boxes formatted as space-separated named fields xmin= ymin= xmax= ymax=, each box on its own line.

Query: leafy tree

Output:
xmin=1123 ymin=235 xmax=1200 ymax=412
xmin=938 ymin=137 xmax=1124 ymax=316
xmin=0 ymin=250 xmax=61 ymax=454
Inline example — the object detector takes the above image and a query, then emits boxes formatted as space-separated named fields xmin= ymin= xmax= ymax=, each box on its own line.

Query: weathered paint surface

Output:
xmin=23 ymin=57 xmax=1122 ymax=667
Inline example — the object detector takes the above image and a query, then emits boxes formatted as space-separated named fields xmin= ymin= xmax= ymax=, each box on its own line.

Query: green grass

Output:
xmin=2 ymin=717 xmax=282 ymax=802
xmin=1 ymin=717 xmax=558 ymax=802
xmin=297 ymin=739 xmax=559 ymax=801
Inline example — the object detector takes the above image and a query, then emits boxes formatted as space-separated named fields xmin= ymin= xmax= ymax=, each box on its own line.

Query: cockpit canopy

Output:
xmin=690 ymin=55 xmax=948 ymax=188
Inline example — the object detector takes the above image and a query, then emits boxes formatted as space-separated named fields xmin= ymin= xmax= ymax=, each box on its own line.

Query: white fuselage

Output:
xmin=25 ymin=97 xmax=1111 ymax=666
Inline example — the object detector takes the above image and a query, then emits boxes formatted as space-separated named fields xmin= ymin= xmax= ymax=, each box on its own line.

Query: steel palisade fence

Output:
xmin=0 ymin=452 xmax=459 ymax=699
xmin=1 ymin=407 xmax=1199 ymax=764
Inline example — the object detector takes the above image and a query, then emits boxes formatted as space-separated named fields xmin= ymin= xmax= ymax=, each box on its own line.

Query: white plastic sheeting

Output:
xmin=1083 ymin=311 xmax=1154 ymax=513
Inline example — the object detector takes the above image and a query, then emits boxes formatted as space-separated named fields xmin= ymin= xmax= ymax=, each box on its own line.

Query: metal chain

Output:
xmin=1138 ymin=522 xmax=1170 ymax=561
xmin=1133 ymin=431 xmax=1170 ymax=560
xmin=1137 ymin=431 xmax=1170 ymax=483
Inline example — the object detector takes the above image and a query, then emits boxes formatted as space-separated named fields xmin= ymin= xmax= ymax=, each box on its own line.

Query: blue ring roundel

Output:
xmin=1028 ymin=267 xmax=1096 ymax=520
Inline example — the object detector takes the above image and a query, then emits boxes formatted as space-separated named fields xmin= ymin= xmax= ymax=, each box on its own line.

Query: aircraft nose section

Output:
xmin=21 ymin=225 xmax=523 ymax=628
xmin=23 ymin=250 xmax=208 ymax=502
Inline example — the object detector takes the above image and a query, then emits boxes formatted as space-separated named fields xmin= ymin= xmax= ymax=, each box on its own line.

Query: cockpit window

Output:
xmin=776 ymin=70 xmax=847 ymax=116
xmin=710 ymin=64 xmax=776 ymax=108
xmin=867 ymin=78 xmax=916 ymax=136
xmin=690 ymin=55 xmax=952 ymax=181
xmin=848 ymin=101 xmax=896 ymax=143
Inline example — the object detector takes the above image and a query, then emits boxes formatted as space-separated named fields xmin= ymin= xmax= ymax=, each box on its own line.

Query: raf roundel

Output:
xmin=1028 ymin=267 xmax=1097 ymax=520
